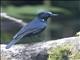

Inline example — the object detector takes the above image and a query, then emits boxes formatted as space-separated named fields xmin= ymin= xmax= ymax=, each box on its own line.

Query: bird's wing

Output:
xmin=13 ymin=22 xmax=45 ymax=39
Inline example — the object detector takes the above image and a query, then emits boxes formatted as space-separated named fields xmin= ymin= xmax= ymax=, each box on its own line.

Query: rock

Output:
xmin=1 ymin=36 xmax=80 ymax=60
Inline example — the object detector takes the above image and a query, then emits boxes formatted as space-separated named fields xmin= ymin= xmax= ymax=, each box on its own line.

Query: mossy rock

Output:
xmin=48 ymin=43 xmax=80 ymax=60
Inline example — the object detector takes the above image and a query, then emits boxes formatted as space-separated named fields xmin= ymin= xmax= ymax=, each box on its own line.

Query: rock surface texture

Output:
xmin=1 ymin=36 xmax=80 ymax=60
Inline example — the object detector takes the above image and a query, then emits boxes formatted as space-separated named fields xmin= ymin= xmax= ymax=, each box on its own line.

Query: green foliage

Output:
xmin=1 ymin=33 xmax=13 ymax=43
xmin=2 ymin=5 xmax=71 ymax=21
xmin=48 ymin=43 xmax=80 ymax=60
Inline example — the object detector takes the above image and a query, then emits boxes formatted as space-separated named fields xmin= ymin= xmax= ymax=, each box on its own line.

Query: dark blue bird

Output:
xmin=6 ymin=12 xmax=58 ymax=49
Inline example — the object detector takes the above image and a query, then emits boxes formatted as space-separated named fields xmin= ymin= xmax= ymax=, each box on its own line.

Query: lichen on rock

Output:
xmin=48 ymin=42 xmax=80 ymax=60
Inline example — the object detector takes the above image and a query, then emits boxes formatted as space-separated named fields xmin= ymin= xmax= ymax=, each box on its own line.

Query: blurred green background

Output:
xmin=1 ymin=0 xmax=80 ymax=44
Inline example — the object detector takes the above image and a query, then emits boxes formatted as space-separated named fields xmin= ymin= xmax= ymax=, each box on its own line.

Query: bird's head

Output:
xmin=38 ymin=12 xmax=58 ymax=20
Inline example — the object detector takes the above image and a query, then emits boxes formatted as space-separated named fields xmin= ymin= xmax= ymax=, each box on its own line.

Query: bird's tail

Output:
xmin=6 ymin=39 xmax=20 ymax=49
xmin=6 ymin=33 xmax=24 ymax=49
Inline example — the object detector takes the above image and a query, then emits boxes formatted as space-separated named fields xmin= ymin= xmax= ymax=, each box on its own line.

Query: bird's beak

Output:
xmin=51 ymin=14 xmax=58 ymax=16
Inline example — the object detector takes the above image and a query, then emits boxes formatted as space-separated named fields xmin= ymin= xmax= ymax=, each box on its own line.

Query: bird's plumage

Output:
xmin=6 ymin=12 xmax=57 ymax=49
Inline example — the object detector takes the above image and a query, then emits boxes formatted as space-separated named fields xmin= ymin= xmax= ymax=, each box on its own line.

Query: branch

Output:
xmin=0 ymin=12 xmax=26 ymax=25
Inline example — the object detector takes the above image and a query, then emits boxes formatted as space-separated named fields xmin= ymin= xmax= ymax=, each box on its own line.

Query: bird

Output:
xmin=6 ymin=11 xmax=58 ymax=49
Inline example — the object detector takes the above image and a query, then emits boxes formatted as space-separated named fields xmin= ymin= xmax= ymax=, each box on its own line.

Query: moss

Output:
xmin=48 ymin=43 xmax=80 ymax=60
xmin=76 ymin=32 xmax=80 ymax=36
